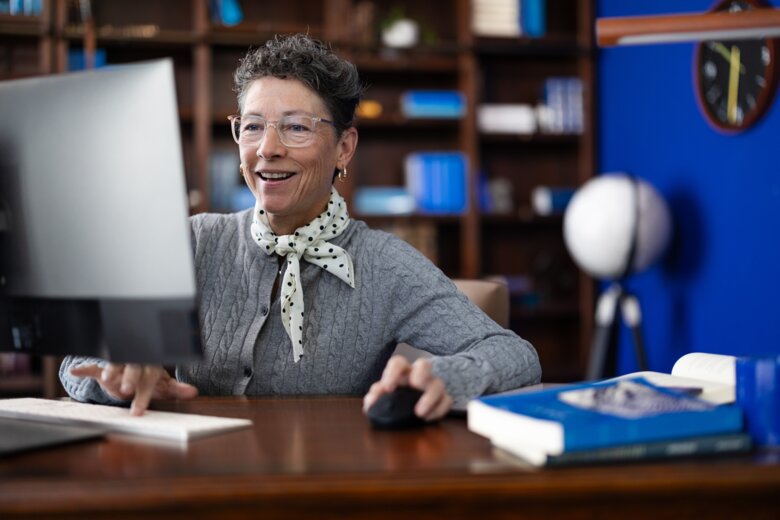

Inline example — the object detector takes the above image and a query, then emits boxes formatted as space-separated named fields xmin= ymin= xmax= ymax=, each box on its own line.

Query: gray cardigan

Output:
xmin=60 ymin=209 xmax=541 ymax=408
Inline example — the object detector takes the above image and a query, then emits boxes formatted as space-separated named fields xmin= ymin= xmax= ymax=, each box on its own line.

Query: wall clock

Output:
xmin=694 ymin=0 xmax=779 ymax=133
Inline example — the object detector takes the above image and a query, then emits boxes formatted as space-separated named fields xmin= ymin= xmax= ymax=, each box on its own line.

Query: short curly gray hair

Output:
xmin=233 ymin=33 xmax=364 ymax=135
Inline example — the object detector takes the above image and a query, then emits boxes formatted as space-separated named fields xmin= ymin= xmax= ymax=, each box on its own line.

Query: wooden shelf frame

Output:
xmin=0 ymin=0 xmax=598 ymax=390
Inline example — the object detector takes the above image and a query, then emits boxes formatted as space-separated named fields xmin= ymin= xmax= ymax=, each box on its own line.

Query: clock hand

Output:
xmin=727 ymin=45 xmax=741 ymax=124
xmin=713 ymin=42 xmax=746 ymax=74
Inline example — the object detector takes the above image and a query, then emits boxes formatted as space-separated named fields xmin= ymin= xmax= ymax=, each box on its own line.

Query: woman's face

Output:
xmin=238 ymin=77 xmax=357 ymax=235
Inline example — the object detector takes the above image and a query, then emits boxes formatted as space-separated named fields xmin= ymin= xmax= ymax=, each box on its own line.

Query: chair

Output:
xmin=394 ymin=278 xmax=510 ymax=361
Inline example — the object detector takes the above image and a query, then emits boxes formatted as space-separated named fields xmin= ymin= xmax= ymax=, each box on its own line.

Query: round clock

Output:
xmin=694 ymin=0 xmax=779 ymax=133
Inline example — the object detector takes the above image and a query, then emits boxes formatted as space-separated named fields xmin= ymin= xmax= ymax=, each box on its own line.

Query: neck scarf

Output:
xmin=250 ymin=187 xmax=355 ymax=362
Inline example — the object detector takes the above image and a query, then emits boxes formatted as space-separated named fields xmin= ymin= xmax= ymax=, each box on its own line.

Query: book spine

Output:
xmin=546 ymin=432 xmax=751 ymax=467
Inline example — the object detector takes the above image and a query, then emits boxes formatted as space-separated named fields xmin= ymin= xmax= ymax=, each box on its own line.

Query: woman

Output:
xmin=60 ymin=34 xmax=541 ymax=419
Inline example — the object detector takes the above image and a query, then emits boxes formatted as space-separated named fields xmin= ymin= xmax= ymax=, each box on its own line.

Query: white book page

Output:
xmin=611 ymin=353 xmax=737 ymax=405
xmin=671 ymin=353 xmax=736 ymax=386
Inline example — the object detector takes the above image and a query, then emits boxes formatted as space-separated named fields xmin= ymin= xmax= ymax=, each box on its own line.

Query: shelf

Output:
xmin=479 ymin=132 xmax=581 ymax=145
xmin=473 ymin=36 xmax=589 ymax=57
xmin=351 ymin=53 xmax=459 ymax=74
xmin=0 ymin=0 xmax=596 ymax=386
xmin=0 ymin=14 xmax=46 ymax=36
xmin=62 ymin=25 xmax=196 ymax=46
xmin=597 ymin=7 xmax=780 ymax=46
xmin=208 ymin=23 xmax=323 ymax=46
xmin=481 ymin=213 xmax=564 ymax=227
xmin=356 ymin=116 xmax=461 ymax=130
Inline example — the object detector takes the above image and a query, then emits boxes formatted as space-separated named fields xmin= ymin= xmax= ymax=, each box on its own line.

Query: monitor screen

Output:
xmin=0 ymin=60 xmax=201 ymax=364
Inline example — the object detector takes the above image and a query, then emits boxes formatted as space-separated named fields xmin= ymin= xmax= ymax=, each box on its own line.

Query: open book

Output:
xmin=612 ymin=352 xmax=736 ymax=405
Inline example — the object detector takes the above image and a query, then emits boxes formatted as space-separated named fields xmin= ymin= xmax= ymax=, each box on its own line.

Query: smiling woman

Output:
xmin=235 ymin=76 xmax=357 ymax=235
xmin=59 ymin=34 xmax=542 ymax=422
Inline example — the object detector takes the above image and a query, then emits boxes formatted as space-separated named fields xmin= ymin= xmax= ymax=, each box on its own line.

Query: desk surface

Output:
xmin=1 ymin=396 xmax=779 ymax=519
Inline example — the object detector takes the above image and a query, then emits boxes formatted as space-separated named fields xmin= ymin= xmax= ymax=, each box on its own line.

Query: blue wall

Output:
xmin=597 ymin=0 xmax=780 ymax=374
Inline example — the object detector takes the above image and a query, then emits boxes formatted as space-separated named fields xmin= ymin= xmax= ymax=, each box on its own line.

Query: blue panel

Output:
xmin=596 ymin=0 xmax=780 ymax=374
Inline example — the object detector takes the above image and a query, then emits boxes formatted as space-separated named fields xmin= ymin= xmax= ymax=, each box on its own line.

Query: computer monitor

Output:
xmin=0 ymin=60 xmax=201 ymax=364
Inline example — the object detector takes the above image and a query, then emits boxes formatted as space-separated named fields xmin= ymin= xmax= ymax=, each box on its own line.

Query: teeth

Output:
xmin=260 ymin=171 xmax=294 ymax=180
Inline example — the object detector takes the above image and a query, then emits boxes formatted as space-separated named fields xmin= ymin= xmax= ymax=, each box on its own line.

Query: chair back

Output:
xmin=394 ymin=278 xmax=510 ymax=361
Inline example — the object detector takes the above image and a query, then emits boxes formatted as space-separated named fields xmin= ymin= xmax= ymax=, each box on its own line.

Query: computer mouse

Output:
xmin=367 ymin=386 xmax=428 ymax=430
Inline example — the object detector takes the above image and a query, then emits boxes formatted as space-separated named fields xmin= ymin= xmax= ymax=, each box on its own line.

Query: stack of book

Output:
xmin=477 ymin=103 xmax=537 ymax=134
xmin=0 ymin=0 xmax=42 ymax=15
xmin=539 ymin=77 xmax=584 ymax=134
xmin=404 ymin=152 xmax=468 ymax=214
xmin=471 ymin=0 xmax=546 ymax=38
xmin=468 ymin=353 xmax=751 ymax=467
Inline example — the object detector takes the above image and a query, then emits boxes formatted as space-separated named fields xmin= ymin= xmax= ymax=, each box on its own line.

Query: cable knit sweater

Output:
xmin=60 ymin=209 xmax=541 ymax=409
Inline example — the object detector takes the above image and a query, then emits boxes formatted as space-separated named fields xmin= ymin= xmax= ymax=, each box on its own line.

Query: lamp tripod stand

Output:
xmin=586 ymin=282 xmax=649 ymax=380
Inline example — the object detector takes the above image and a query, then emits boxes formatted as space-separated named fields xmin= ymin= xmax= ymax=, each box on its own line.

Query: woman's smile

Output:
xmin=257 ymin=169 xmax=296 ymax=182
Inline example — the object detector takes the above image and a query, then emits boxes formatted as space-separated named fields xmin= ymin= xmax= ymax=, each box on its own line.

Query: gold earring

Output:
xmin=337 ymin=166 xmax=348 ymax=183
xmin=239 ymin=164 xmax=245 ymax=176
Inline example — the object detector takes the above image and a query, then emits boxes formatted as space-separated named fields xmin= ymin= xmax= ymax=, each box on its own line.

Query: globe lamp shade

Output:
xmin=563 ymin=174 xmax=672 ymax=280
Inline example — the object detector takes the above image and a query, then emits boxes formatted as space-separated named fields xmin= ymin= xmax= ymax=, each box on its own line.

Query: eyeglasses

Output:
xmin=227 ymin=114 xmax=335 ymax=148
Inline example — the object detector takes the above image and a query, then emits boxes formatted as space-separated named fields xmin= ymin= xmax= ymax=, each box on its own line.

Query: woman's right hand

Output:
xmin=69 ymin=363 xmax=198 ymax=416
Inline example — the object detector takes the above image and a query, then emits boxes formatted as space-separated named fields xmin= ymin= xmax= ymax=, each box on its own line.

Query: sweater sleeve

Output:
xmin=374 ymin=235 xmax=542 ymax=409
xmin=58 ymin=356 xmax=130 ymax=406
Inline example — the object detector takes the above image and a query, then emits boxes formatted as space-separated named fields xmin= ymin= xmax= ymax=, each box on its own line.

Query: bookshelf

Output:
xmin=0 ymin=0 xmax=596 ymax=394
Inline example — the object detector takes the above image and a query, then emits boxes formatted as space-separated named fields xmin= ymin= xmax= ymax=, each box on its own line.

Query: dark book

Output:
xmin=492 ymin=432 xmax=751 ymax=467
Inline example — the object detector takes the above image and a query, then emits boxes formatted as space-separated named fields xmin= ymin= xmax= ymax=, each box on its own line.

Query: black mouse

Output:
xmin=367 ymin=386 xmax=428 ymax=430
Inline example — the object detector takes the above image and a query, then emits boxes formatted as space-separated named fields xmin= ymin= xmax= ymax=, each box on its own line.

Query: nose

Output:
xmin=256 ymin=123 xmax=286 ymax=159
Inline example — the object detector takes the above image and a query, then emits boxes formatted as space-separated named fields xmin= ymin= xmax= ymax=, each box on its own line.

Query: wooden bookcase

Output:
xmin=0 ymin=0 xmax=595 ymax=396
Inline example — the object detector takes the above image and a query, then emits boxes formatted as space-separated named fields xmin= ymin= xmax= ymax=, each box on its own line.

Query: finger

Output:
xmin=407 ymin=358 xmax=434 ymax=390
xmin=119 ymin=364 xmax=143 ymax=398
xmin=430 ymin=393 xmax=454 ymax=420
xmin=407 ymin=360 xmax=453 ymax=420
xmin=420 ymin=383 xmax=454 ymax=421
xmin=362 ymin=381 xmax=384 ymax=412
xmin=414 ymin=377 xmax=447 ymax=418
xmin=130 ymin=367 xmax=157 ymax=416
xmin=100 ymin=363 xmax=125 ymax=387
xmin=379 ymin=355 xmax=412 ymax=392
xmin=157 ymin=379 xmax=199 ymax=400
xmin=69 ymin=364 xmax=104 ymax=379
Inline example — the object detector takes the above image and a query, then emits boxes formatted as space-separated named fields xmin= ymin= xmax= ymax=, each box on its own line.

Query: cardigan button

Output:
xmin=261 ymin=305 xmax=269 ymax=316
xmin=243 ymin=366 xmax=253 ymax=378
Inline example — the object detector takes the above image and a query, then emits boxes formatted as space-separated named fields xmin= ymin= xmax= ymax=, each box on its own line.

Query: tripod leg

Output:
xmin=586 ymin=284 xmax=622 ymax=380
xmin=621 ymin=293 xmax=648 ymax=371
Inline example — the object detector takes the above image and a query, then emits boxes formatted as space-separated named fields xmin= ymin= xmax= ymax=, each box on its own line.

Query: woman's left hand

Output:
xmin=363 ymin=355 xmax=453 ymax=421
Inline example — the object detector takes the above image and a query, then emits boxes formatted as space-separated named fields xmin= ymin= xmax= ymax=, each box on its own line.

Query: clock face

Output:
xmin=695 ymin=0 xmax=779 ymax=132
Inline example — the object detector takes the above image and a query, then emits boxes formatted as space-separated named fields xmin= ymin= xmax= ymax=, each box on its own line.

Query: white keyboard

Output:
xmin=0 ymin=398 xmax=253 ymax=442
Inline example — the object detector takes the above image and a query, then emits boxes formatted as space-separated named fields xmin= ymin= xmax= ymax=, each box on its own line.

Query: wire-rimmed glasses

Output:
xmin=227 ymin=114 xmax=335 ymax=148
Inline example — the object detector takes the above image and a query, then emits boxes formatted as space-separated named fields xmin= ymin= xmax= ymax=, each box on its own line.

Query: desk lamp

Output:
xmin=563 ymin=173 xmax=672 ymax=380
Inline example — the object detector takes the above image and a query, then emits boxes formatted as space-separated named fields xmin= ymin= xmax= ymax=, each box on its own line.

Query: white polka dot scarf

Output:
xmin=250 ymin=187 xmax=355 ymax=362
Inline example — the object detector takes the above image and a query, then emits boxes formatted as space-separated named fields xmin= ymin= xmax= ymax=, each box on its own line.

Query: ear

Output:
xmin=336 ymin=127 xmax=358 ymax=168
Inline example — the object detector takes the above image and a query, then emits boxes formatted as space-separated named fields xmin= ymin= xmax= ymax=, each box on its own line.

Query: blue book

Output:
xmin=521 ymin=0 xmax=546 ymax=38
xmin=353 ymin=187 xmax=415 ymax=216
xmin=405 ymin=152 xmax=468 ymax=214
xmin=68 ymin=49 xmax=107 ymax=71
xmin=401 ymin=91 xmax=466 ymax=119
xmin=468 ymin=377 xmax=744 ymax=456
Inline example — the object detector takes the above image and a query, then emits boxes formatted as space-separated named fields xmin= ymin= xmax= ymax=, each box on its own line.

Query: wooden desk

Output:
xmin=1 ymin=396 xmax=779 ymax=519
